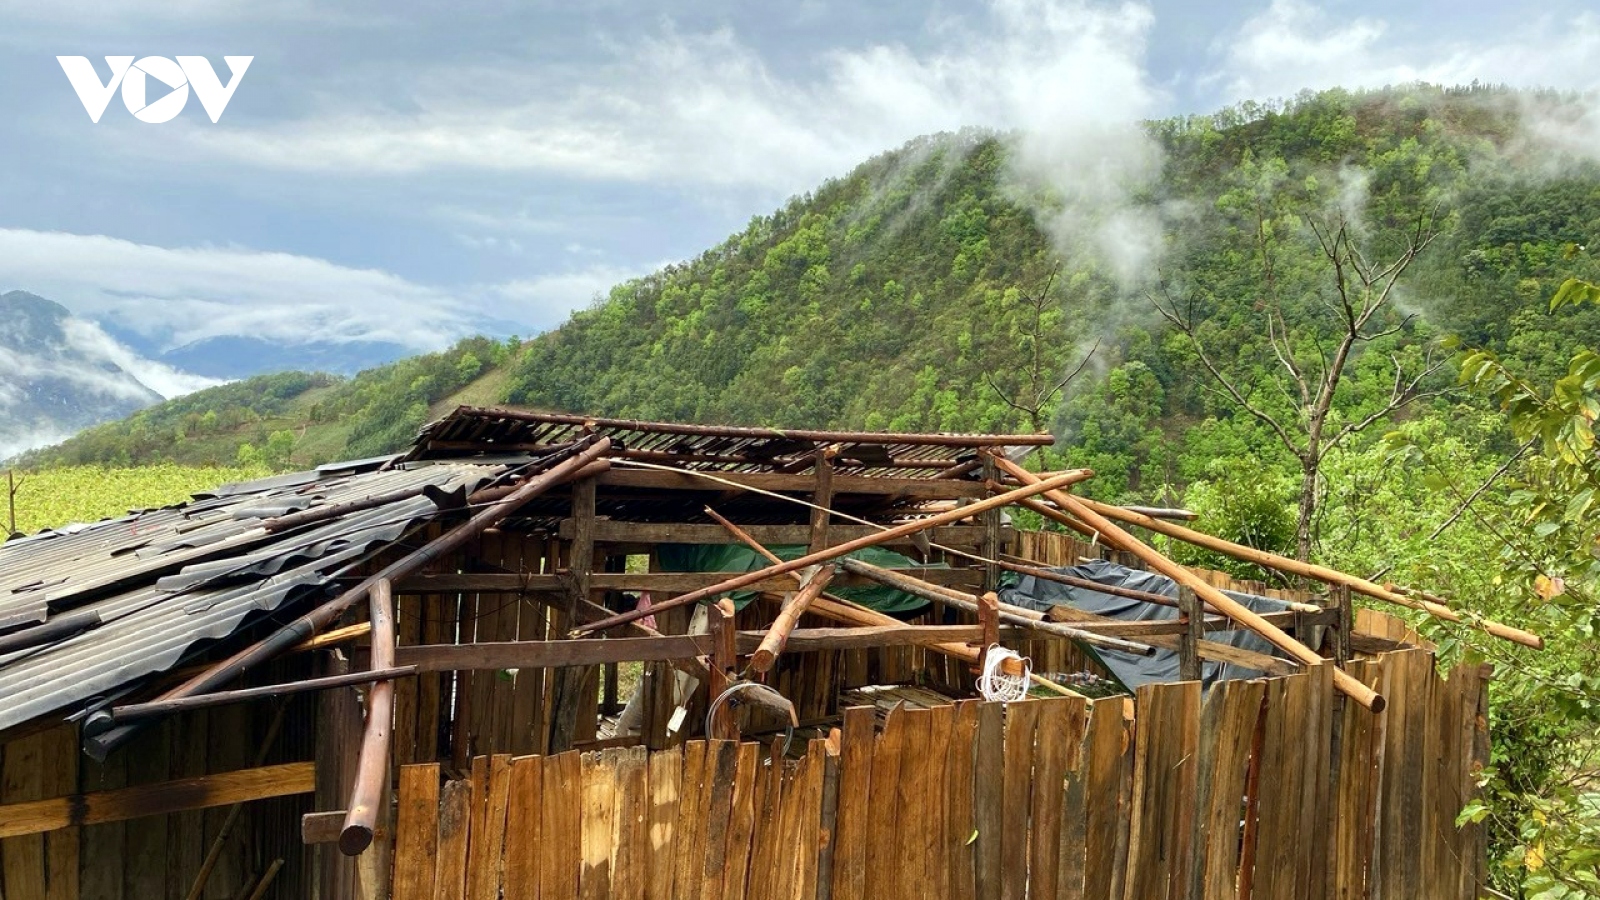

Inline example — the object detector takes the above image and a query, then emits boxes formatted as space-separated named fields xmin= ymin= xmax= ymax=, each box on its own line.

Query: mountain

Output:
xmin=0 ymin=291 xmax=168 ymax=458
xmin=20 ymin=85 xmax=1600 ymax=494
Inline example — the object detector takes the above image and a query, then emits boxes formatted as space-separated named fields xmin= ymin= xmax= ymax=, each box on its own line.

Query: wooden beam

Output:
xmin=0 ymin=762 xmax=315 ymax=839
xmin=1043 ymin=606 xmax=1297 ymax=676
xmin=559 ymin=518 xmax=1006 ymax=550
xmin=340 ymin=577 xmax=396 ymax=855
xmin=749 ymin=564 xmax=836 ymax=673
xmin=394 ymin=568 xmax=982 ymax=595
xmin=594 ymin=466 xmax=989 ymax=500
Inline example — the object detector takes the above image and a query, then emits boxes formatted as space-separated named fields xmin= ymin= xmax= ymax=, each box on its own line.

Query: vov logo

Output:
xmin=57 ymin=56 xmax=253 ymax=123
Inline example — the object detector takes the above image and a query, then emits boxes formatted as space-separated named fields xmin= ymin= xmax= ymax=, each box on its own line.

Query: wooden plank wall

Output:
xmin=0 ymin=692 xmax=318 ymax=900
xmin=394 ymin=648 xmax=1490 ymax=900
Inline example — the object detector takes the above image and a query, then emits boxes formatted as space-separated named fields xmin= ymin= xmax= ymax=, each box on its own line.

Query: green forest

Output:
xmin=12 ymin=84 xmax=1600 ymax=896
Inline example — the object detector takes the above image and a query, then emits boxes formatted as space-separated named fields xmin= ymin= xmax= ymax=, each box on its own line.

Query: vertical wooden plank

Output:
xmin=746 ymin=744 xmax=783 ymax=900
xmin=972 ymin=701 xmax=1004 ymax=900
xmin=539 ymin=752 xmax=581 ymax=900
xmin=1300 ymin=664 xmax=1335 ymax=900
xmin=1000 ymin=700 xmax=1040 ymax=900
xmin=721 ymin=744 xmax=760 ymax=900
xmin=510 ymin=598 xmax=546 ymax=756
xmin=1194 ymin=679 xmax=1267 ymax=900
xmin=893 ymin=710 xmax=933 ymax=900
xmin=393 ymin=764 xmax=442 ymax=900
xmin=580 ymin=751 xmax=618 ymax=900
xmin=815 ymin=733 xmax=843 ymax=900
xmin=1056 ymin=696 xmax=1090 ymax=900
xmin=920 ymin=705 xmax=954 ymax=900
xmin=646 ymin=747 xmax=683 ymax=900
xmin=468 ymin=754 xmax=513 ymax=900
xmin=78 ymin=748 xmax=128 ymax=900
xmin=502 ymin=756 xmax=542 ymax=900
xmin=1028 ymin=699 xmax=1075 ymax=900
xmin=699 ymin=741 xmax=740 ymax=900
xmin=394 ymin=594 xmax=421 ymax=766
xmin=122 ymin=725 xmax=172 ymax=900
xmin=419 ymin=592 xmax=445 ymax=763
xmin=38 ymin=726 xmax=78 ymax=900
xmin=613 ymin=747 xmax=650 ymax=900
xmin=797 ymin=741 xmax=828 ymax=900
xmin=864 ymin=708 xmax=906 ymax=900
xmin=435 ymin=778 xmax=472 ymax=900
xmin=946 ymin=701 xmax=980 ymax=900
xmin=1081 ymin=699 xmax=1130 ymax=900
xmin=674 ymin=742 xmax=708 ymax=900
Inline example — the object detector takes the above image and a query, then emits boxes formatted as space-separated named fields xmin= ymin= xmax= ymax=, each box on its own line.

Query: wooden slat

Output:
xmin=1082 ymin=699 xmax=1130 ymax=900
xmin=645 ymin=747 xmax=683 ymax=900
xmin=613 ymin=747 xmax=650 ymax=900
xmin=894 ymin=710 xmax=933 ymax=900
xmin=0 ymin=761 xmax=315 ymax=839
xmin=594 ymin=466 xmax=991 ymax=499
xmin=1123 ymin=681 xmax=1201 ymax=900
xmin=566 ymin=519 xmax=1000 ymax=550
xmin=393 ymin=764 xmax=441 ymax=900
xmin=1056 ymin=696 xmax=1091 ymax=900
xmin=699 ymin=741 xmax=739 ymax=900
xmin=721 ymin=743 xmax=759 ymax=900
xmin=831 ymin=706 xmax=875 ymax=900
xmin=1194 ymin=679 xmax=1267 ymax=900
xmin=946 ymin=700 xmax=980 ymax=900
xmin=434 ymin=777 xmax=472 ymax=900
xmin=580 ymin=751 xmax=618 ymax=899
xmin=502 ymin=756 xmax=543 ymax=900
xmin=922 ymin=705 xmax=955 ymax=900
xmin=864 ymin=707 xmax=906 ymax=900
xmin=972 ymin=701 xmax=1004 ymax=900
xmin=1028 ymin=699 xmax=1076 ymax=900
xmin=999 ymin=700 xmax=1039 ymax=900
xmin=539 ymin=752 xmax=581 ymax=900
xmin=674 ymin=742 xmax=709 ymax=900
xmin=468 ymin=754 xmax=513 ymax=900
xmin=399 ymin=569 xmax=983 ymax=596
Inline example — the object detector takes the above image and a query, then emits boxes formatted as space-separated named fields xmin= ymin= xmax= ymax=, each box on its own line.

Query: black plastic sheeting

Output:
xmin=1001 ymin=558 xmax=1324 ymax=692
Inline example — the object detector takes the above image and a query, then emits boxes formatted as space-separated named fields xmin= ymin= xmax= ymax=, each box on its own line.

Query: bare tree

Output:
xmin=1154 ymin=210 xmax=1450 ymax=561
xmin=985 ymin=264 xmax=1099 ymax=442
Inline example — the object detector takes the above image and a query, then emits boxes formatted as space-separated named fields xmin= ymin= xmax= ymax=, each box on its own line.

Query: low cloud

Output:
xmin=59 ymin=318 xmax=223 ymax=398
xmin=492 ymin=263 xmax=665 ymax=327
xmin=1212 ymin=2 xmax=1600 ymax=103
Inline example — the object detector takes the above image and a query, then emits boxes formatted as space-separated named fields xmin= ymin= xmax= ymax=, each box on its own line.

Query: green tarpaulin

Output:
xmin=656 ymin=543 xmax=945 ymax=613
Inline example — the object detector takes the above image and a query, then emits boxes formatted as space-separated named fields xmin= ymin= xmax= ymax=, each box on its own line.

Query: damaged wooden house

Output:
xmin=0 ymin=407 xmax=1542 ymax=899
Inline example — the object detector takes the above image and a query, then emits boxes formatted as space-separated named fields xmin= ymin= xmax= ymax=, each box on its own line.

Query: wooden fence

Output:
xmin=391 ymin=649 xmax=1489 ymax=900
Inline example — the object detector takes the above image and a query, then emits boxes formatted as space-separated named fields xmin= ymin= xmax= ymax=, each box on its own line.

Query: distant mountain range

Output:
xmin=0 ymin=290 xmax=420 ymax=459
xmin=0 ymin=291 xmax=165 ymax=458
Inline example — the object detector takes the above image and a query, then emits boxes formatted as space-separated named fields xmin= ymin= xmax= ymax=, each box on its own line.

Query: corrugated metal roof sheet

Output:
xmin=0 ymin=462 xmax=502 ymax=732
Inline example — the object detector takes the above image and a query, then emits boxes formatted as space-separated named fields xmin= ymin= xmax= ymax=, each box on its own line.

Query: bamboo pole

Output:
xmin=836 ymin=558 xmax=1155 ymax=655
xmin=573 ymin=468 xmax=1094 ymax=635
xmin=990 ymin=455 xmax=1385 ymax=712
xmin=749 ymin=564 xmax=836 ymax=673
xmin=1059 ymin=494 xmax=1544 ymax=649
xmin=340 ymin=577 xmax=395 ymax=855
xmin=703 ymin=507 xmax=1075 ymax=695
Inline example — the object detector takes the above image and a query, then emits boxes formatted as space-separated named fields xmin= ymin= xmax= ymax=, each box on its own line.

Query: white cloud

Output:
xmin=184 ymin=0 xmax=1163 ymax=199
xmin=0 ymin=228 xmax=475 ymax=351
xmin=1212 ymin=2 xmax=1600 ymax=103
xmin=59 ymin=318 xmax=223 ymax=398
xmin=492 ymin=263 xmax=663 ymax=325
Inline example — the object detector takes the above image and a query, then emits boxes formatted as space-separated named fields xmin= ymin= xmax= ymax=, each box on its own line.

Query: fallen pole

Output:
xmin=990 ymin=454 xmax=1385 ymax=712
xmin=749 ymin=564 xmax=836 ymax=673
xmin=340 ymin=578 xmax=395 ymax=855
xmin=94 ymin=666 xmax=415 ymax=726
xmin=573 ymin=468 xmax=1094 ymax=635
xmin=1064 ymin=494 xmax=1543 ymax=649
xmin=837 ymin=558 xmax=1155 ymax=655
xmin=84 ymin=437 xmax=613 ymax=761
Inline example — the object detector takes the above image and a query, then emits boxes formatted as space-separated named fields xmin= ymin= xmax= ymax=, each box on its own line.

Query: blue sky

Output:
xmin=2 ymin=0 xmax=1598 ymax=362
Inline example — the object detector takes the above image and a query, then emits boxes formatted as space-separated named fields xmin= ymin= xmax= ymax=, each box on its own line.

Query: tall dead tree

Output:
xmin=1155 ymin=210 xmax=1449 ymax=562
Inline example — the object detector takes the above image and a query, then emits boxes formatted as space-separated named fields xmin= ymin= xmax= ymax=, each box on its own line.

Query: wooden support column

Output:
xmin=1331 ymin=584 xmax=1352 ymax=667
xmin=1177 ymin=586 xmax=1202 ymax=683
xmin=708 ymin=599 xmax=737 ymax=739
xmin=809 ymin=449 xmax=835 ymax=554
xmin=980 ymin=455 xmax=1001 ymax=591
xmin=978 ymin=590 xmax=1000 ymax=658
xmin=549 ymin=474 xmax=598 ymax=752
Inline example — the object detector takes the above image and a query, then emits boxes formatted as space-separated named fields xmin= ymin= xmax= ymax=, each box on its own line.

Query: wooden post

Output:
xmin=709 ymin=598 xmax=737 ymax=739
xmin=1332 ymin=584 xmax=1352 ymax=668
xmin=980 ymin=455 xmax=1001 ymax=591
xmin=978 ymin=590 xmax=1000 ymax=663
xmin=549 ymin=474 xmax=598 ymax=752
xmin=808 ymin=450 xmax=835 ymax=554
xmin=1177 ymin=586 xmax=1202 ymax=683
